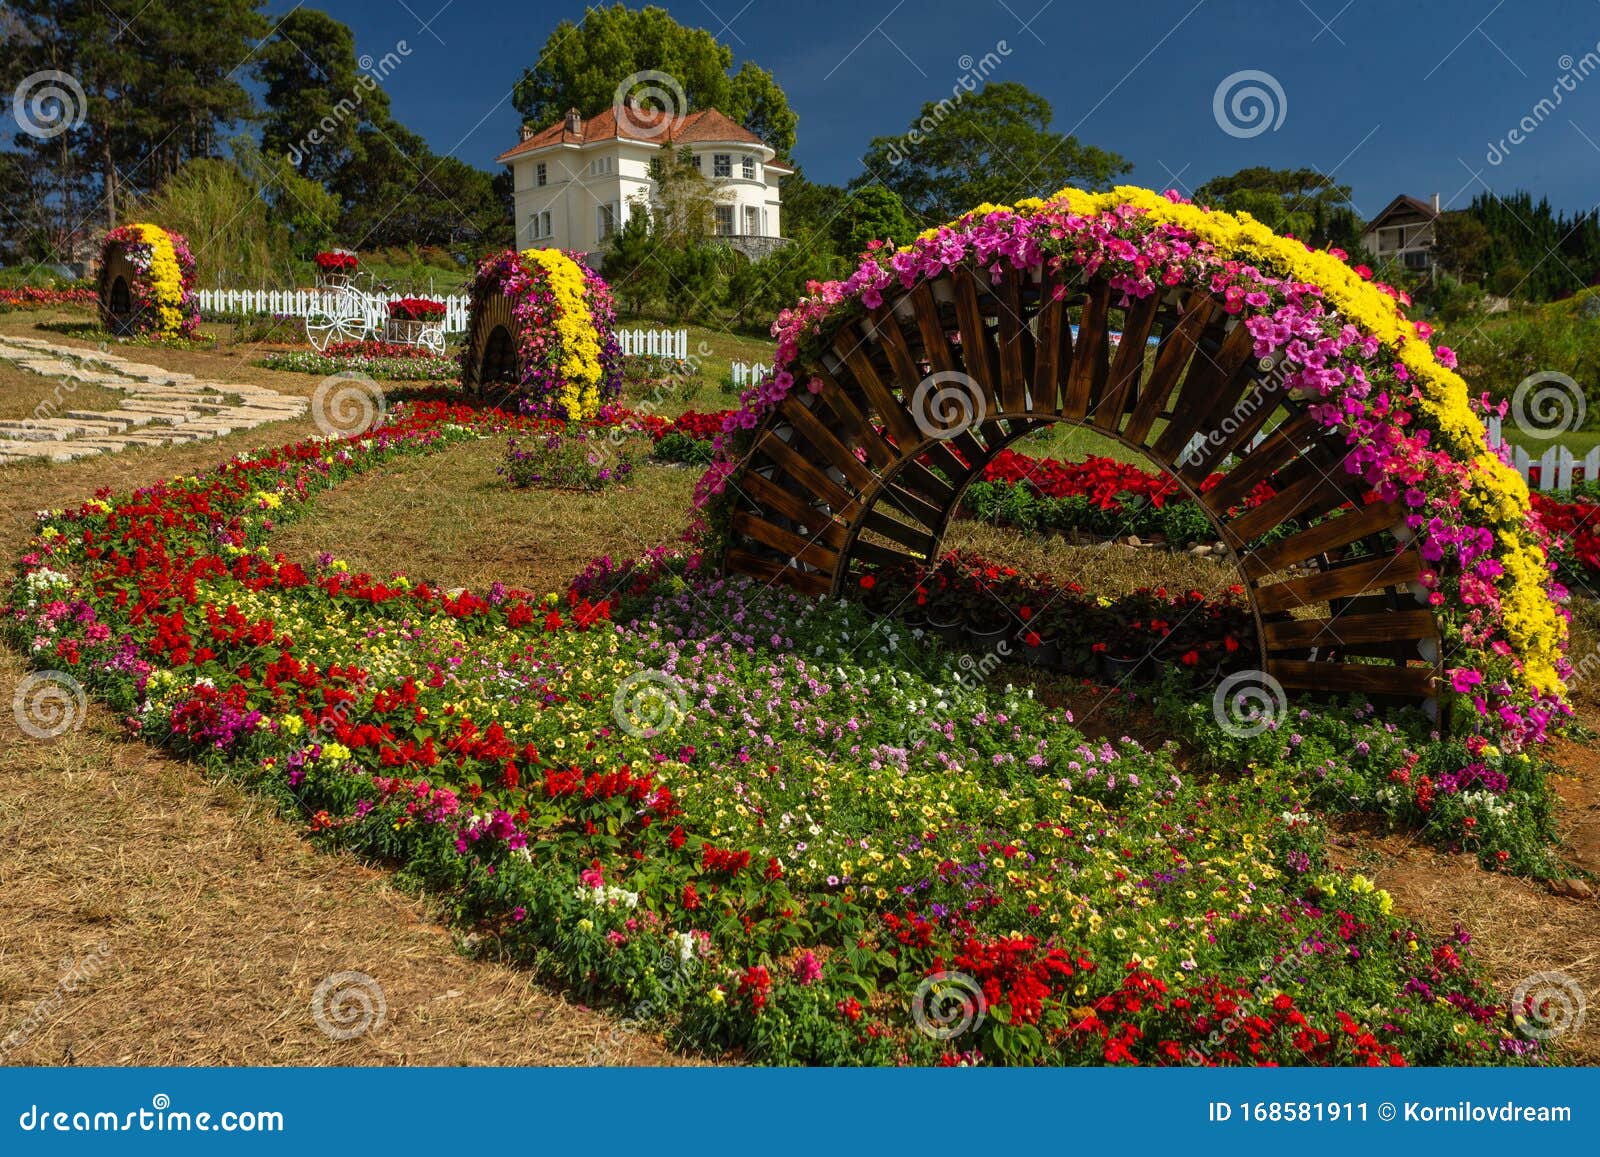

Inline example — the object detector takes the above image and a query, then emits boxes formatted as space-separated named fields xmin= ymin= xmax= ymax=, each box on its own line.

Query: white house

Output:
xmin=1360 ymin=193 xmax=1441 ymax=274
xmin=497 ymin=102 xmax=791 ymax=265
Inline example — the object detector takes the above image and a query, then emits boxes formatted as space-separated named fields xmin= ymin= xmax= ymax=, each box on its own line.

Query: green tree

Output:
xmin=855 ymin=83 xmax=1128 ymax=224
xmin=511 ymin=3 xmax=798 ymax=156
xmin=1433 ymin=213 xmax=1492 ymax=282
xmin=257 ymin=9 xmax=393 ymax=184
xmin=2 ymin=0 xmax=266 ymax=228
xmin=832 ymin=185 xmax=913 ymax=260
xmin=603 ymin=212 xmax=668 ymax=316
xmin=636 ymin=145 xmax=731 ymax=247
xmin=135 ymin=157 xmax=288 ymax=287
xmin=1193 ymin=167 xmax=1354 ymax=240
xmin=333 ymin=123 xmax=509 ymax=250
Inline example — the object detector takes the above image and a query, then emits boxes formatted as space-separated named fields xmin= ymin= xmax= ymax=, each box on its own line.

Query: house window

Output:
xmin=742 ymin=154 xmax=756 ymax=180
xmin=597 ymin=202 xmax=618 ymax=241
xmin=1403 ymin=249 xmax=1429 ymax=270
xmin=715 ymin=205 xmax=735 ymax=236
xmin=528 ymin=210 xmax=552 ymax=241
xmin=588 ymin=156 xmax=614 ymax=177
xmin=745 ymin=206 xmax=761 ymax=236
xmin=536 ymin=162 xmax=547 ymax=187
xmin=713 ymin=153 xmax=731 ymax=178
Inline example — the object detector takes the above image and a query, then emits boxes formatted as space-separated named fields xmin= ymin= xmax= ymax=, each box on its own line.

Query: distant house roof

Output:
xmin=498 ymin=105 xmax=790 ymax=169
xmin=1363 ymin=194 xmax=1440 ymax=233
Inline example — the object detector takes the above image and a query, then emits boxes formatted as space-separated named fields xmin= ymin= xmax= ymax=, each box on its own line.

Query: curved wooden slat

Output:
xmin=719 ymin=261 xmax=1440 ymax=705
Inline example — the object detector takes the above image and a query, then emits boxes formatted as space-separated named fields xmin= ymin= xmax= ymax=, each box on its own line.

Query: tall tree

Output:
xmin=511 ymin=3 xmax=798 ymax=157
xmin=333 ymin=122 xmax=509 ymax=250
xmin=855 ymin=83 xmax=1129 ymax=224
xmin=1193 ymin=167 xmax=1354 ymax=242
xmin=2 ymin=0 xmax=265 ymax=231
xmin=257 ymin=9 xmax=394 ymax=184
xmin=831 ymin=185 xmax=913 ymax=260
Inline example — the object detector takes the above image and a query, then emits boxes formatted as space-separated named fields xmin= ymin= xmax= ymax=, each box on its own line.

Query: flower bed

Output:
xmin=0 ymin=285 xmax=97 ymax=312
xmin=857 ymin=552 xmax=1256 ymax=680
xmin=504 ymin=427 xmax=637 ymax=490
xmin=467 ymin=249 xmax=622 ymax=420
xmin=4 ymin=405 xmax=1558 ymax=1066
xmin=698 ymin=184 xmax=1571 ymax=756
xmin=97 ymin=223 xmax=200 ymax=340
xmin=254 ymin=347 xmax=458 ymax=382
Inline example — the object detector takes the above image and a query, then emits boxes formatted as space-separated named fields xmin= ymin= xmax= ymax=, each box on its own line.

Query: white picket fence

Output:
xmin=617 ymin=328 xmax=688 ymax=359
xmin=730 ymin=360 xmax=770 ymax=388
xmin=195 ymin=288 xmax=470 ymax=334
xmin=1485 ymin=416 xmax=1599 ymax=491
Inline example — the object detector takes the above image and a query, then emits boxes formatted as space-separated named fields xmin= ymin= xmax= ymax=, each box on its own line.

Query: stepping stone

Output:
xmin=0 ymin=423 xmax=67 ymax=441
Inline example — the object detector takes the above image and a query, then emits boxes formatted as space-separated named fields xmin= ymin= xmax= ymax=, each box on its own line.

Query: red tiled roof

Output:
xmin=498 ymin=105 xmax=773 ymax=162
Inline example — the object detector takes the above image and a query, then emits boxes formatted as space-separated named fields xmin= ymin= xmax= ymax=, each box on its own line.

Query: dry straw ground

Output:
xmin=0 ymin=309 xmax=1593 ymax=1066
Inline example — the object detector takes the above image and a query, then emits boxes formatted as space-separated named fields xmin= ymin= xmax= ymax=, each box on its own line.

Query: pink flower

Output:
xmin=792 ymin=951 xmax=823 ymax=985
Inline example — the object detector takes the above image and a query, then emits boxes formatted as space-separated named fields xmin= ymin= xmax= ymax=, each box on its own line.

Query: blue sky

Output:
xmin=304 ymin=0 xmax=1600 ymax=217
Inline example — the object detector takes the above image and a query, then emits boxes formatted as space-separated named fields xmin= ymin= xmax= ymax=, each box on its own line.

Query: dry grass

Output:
xmin=267 ymin=437 xmax=698 ymax=594
xmin=947 ymin=519 xmax=1236 ymax=597
xmin=0 ymin=362 xmax=128 ymax=421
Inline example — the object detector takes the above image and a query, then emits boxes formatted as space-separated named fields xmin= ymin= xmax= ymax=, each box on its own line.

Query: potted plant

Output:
xmin=314 ymin=249 xmax=358 ymax=289
xmin=386 ymin=296 xmax=446 ymax=343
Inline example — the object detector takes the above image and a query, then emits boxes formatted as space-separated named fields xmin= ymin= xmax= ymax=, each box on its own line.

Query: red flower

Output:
xmin=681 ymin=883 xmax=701 ymax=910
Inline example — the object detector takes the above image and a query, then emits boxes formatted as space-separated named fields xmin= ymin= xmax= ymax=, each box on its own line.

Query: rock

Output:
xmin=1189 ymin=544 xmax=1212 ymax=556
xmin=1126 ymin=535 xmax=1142 ymax=547
xmin=1546 ymin=878 xmax=1594 ymax=900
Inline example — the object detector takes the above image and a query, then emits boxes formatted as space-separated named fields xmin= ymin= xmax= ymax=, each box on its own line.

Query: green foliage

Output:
xmin=135 ymin=157 xmax=291 ymax=288
xmin=1446 ymin=304 xmax=1600 ymax=427
xmin=1193 ymin=167 xmax=1356 ymax=244
xmin=511 ymin=2 xmax=797 ymax=156
xmin=1 ymin=0 xmax=267 ymax=232
xmin=831 ymin=186 xmax=914 ymax=260
xmin=652 ymin=431 xmax=716 ymax=465
xmin=257 ymin=9 xmax=393 ymax=183
xmin=334 ymin=122 xmax=511 ymax=249
xmin=856 ymin=82 xmax=1130 ymax=224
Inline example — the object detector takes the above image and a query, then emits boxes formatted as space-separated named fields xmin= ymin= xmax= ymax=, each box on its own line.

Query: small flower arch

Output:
xmin=97 ymin=223 xmax=199 ymax=340
xmin=460 ymin=248 xmax=623 ymax=420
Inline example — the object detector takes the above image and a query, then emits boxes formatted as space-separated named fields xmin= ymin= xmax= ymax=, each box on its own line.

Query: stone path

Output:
xmin=0 ymin=336 xmax=307 ymax=464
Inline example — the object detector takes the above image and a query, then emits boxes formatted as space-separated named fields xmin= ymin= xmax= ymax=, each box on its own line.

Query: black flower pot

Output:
xmin=1099 ymin=653 xmax=1147 ymax=682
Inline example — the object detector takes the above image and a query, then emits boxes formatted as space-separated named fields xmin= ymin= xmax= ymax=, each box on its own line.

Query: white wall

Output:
xmin=509 ymin=137 xmax=785 ymax=259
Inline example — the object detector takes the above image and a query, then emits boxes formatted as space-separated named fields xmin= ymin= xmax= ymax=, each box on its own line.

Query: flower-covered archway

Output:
xmin=460 ymin=248 xmax=622 ymax=420
xmin=97 ymin=223 xmax=199 ymax=340
xmin=700 ymin=186 xmax=1570 ymax=746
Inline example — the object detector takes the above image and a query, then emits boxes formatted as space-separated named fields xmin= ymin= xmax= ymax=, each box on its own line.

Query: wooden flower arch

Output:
xmin=97 ymin=242 xmax=141 ymax=336
xmin=720 ymin=263 xmax=1441 ymax=702
xmin=460 ymin=287 xmax=519 ymax=396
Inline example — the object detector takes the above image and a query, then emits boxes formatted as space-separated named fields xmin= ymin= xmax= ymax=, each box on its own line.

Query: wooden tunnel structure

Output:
xmin=719 ymin=264 xmax=1441 ymax=703
xmin=460 ymin=286 xmax=520 ymax=396
xmin=97 ymin=242 xmax=141 ymax=336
